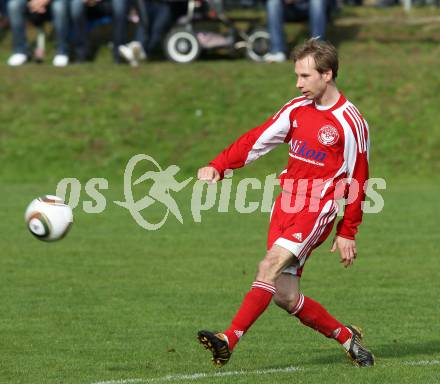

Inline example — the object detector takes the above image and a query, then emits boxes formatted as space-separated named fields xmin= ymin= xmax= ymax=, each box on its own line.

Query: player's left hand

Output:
xmin=330 ymin=236 xmax=357 ymax=268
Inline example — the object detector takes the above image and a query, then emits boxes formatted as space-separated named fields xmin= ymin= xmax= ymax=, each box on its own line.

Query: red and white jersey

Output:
xmin=209 ymin=93 xmax=370 ymax=240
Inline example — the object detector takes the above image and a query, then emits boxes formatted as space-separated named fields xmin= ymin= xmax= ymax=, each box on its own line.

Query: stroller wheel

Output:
xmin=164 ymin=28 xmax=201 ymax=63
xmin=246 ymin=28 xmax=270 ymax=62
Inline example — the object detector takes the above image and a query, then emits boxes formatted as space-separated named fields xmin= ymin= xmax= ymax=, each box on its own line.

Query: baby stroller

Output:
xmin=163 ymin=0 xmax=270 ymax=63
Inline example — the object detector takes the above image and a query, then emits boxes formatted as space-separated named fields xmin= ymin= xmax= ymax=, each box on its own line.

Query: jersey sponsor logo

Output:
xmin=292 ymin=119 xmax=298 ymax=128
xmin=289 ymin=139 xmax=327 ymax=166
xmin=318 ymin=125 xmax=339 ymax=146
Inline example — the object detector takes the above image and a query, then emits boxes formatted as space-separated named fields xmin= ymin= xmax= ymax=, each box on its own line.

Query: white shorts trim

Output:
xmin=274 ymin=237 xmax=302 ymax=256
xmin=272 ymin=238 xmax=302 ymax=275
xmin=273 ymin=200 xmax=339 ymax=275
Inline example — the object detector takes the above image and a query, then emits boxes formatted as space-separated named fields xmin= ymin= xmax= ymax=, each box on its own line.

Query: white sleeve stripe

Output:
xmin=364 ymin=120 xmax=371 ymax=161
xmin=244 ymin=120 xmax=289 ymax=165
xmin=353 ymin=105 xmax=370 ymax=153
xmin=350 ymin=106 xmax=368 ymax=153
xmin=244 ymin=99 xmax=312 ymax=165
xmin=344 ymin=108 xmax=362 ymax=152
xmin=332 ymin=102 xmax=358 ymax=182
xmin=348 ymin=104 xmax=369 ymax=154
xmin=346 ymin=106 xmax=366 ymax=153
xmin=347 ymin=106 xmax=364 ymax=152
xmin=346 ymin=108 xmax=362 ymax=152
xmin=272 ymin=97 xmax=308 ymax=120
xmin=348 ymin=106 xmax=365 ymax=153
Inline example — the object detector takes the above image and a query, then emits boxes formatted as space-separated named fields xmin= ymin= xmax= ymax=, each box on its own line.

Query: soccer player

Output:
xmin=196 ymin=39 xmax=375 ymax=367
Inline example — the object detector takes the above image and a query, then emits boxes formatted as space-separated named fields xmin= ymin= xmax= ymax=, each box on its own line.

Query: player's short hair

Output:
xmin=292 ymin=39 xmax=339 ymax=80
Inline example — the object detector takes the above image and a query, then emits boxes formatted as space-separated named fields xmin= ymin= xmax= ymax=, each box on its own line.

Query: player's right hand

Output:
xmin=197 ymin=166 xmax=220 ymax=184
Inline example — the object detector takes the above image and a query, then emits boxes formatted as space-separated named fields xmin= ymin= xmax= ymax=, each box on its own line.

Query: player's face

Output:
xmin=294 ymin=56 xmax=329 ymax=100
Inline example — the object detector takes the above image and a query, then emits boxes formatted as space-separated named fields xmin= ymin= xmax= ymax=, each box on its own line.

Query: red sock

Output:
xmin=291 ymin=294 xmax=351 ymax=344
xmin=223 ymin=281 xmax=275 ymax=351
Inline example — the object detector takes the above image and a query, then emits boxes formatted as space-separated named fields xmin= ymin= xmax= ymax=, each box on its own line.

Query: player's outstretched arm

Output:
xmin=197 ymin=166 xmax=220 ymax=184
xmin=330 ymin=236 xmax=357 ymax=268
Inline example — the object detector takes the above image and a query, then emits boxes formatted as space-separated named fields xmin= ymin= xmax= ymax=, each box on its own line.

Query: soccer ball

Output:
xmin=25 ymin=195 xmax=73 ymax=241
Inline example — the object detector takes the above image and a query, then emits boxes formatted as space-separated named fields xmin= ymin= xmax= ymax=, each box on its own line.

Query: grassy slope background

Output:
xmin=0 ymin=6 xmax=440 ymax=384
xmin=0 ymin=8 xmax=440 ymax=183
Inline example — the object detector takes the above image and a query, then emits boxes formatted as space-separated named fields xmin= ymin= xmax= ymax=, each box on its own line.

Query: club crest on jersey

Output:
xmin=318 ymin=125 xmax=339 ymax=146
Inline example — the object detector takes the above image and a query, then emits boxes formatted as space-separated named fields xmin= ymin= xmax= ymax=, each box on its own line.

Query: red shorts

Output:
xmin=267 ymin=192 xmax=339 ymax=277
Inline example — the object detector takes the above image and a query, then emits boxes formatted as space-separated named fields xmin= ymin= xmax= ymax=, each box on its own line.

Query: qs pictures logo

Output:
xmin=56 ymin=154 xmax=386 ymax=231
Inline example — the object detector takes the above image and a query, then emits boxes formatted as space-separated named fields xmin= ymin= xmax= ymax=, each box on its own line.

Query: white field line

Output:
xmin=403 ymin=360 xmax=440 ymax=366
xmin=93 ymin=366 xmax=302 ymax=384
xmin=92 ymin=360 xmax=440 ymax=384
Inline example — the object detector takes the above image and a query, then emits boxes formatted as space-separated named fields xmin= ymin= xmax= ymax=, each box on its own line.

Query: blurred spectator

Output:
xmin=309 ymin=0 xmax=327 ymax=39
xmin=137 ymin=0 xmax=172 ymax=57
xmin=70 ymin=0 xmax=130 ymax=63
xmin=119 ymin=0 xmax=190 ymax=65
xmin=118 ymin=0 xmax=173 ymax=65
xmin=1 ymin=0 xmax=6 ymax=18
xmin=7 ymin=0 xmax=69 ymax=66
xmin=343 ymin=0 xmax=362 ymax=5
xmin=0 ymin=0 xmax=8 ymax=30
xmin=264 ymin=0 xmax=334 ymax=63
xmin=376 ymin=0 xmax=398 ymax=6
xmin=264 ymin=0 xmax=287 ymax=62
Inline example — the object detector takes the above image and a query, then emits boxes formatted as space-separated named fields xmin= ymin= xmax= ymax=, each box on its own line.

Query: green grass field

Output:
xmin=1 ymin=6 xmax=440 ymax=384
xmin=1 ymin=182 xmax=440 ymax=383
